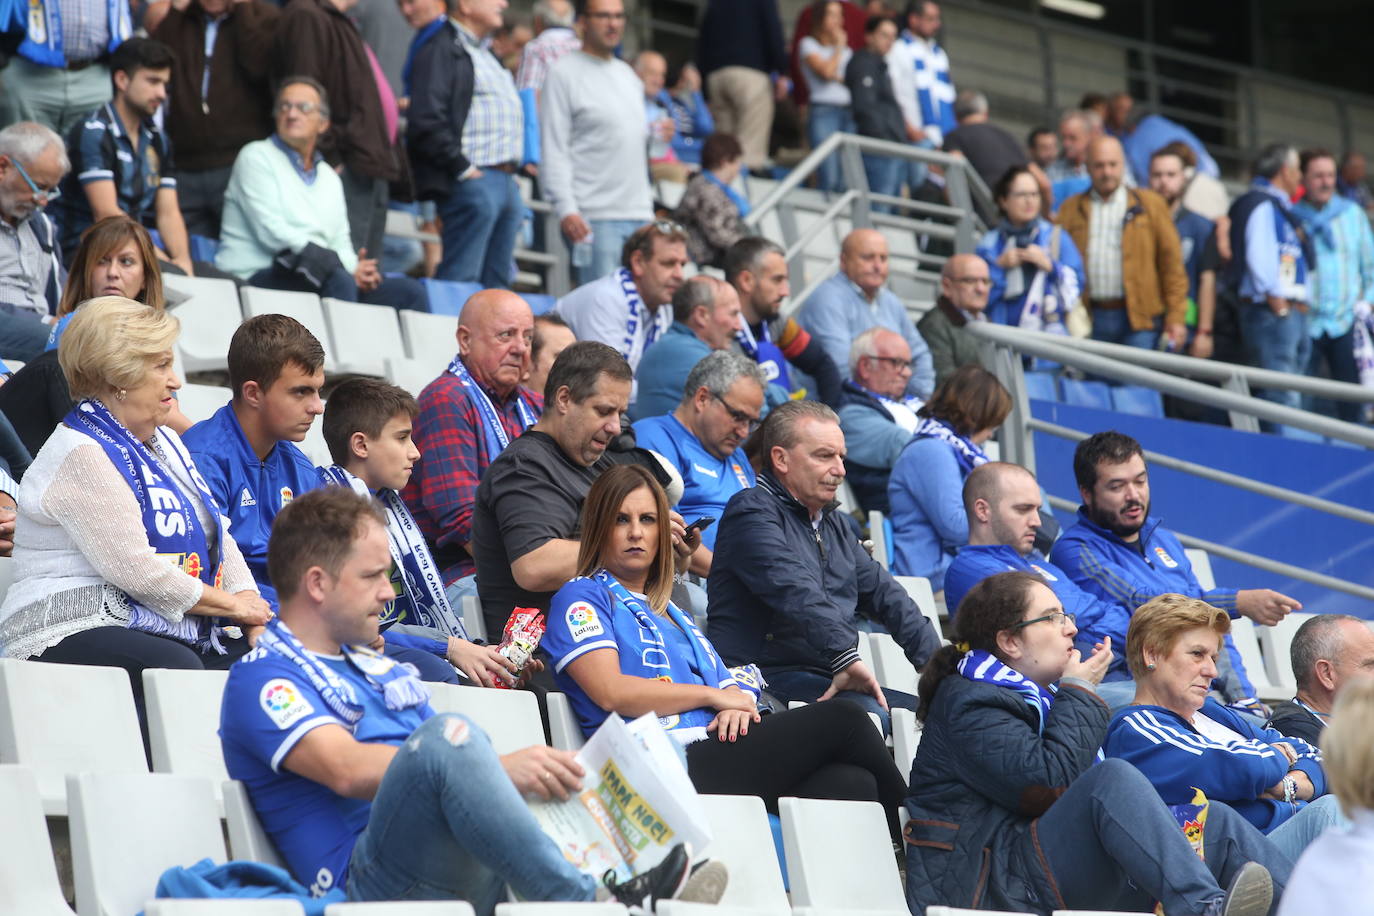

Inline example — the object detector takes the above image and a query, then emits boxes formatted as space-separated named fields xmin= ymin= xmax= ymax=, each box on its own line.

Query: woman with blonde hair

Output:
xmin=1106 ymin=594 xmax=1344 ymax=860
xmin=543 ymin=464 xmax=907 ymax=836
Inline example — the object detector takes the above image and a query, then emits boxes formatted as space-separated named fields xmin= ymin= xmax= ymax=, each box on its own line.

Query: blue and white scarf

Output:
xmin=615 ymin=268 xmax=660 ymax=361
xmin=910 ymin=416 xmax=989 ymax=475
xmin=16 ymin=0 xmax=131 ymax=68
xmin=257 ymin=618 xmax=430 ymax=722
xmin=1292 ymin=195 xmax=1356 ymax=250
xmin=703 ymin=171 xmax=750 ymax=219
xmin=958 ymin=649 xmax=1057 ymax=733
xmin=735 ymin=320 xmax=792 ymax=389
xmin=446 ymin=354 xmax=537 ymax=460
xmin=320 ymin=465 xmax=466 ymax=639
xmin=66 ymin=398 xmax=226 ymax=652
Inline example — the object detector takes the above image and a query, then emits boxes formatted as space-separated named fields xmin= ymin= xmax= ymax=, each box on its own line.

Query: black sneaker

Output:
xmin=604 ymin=843 xmax=692 ymax=913
xmin=1214 ymin=861 xmax=1273 ymax=916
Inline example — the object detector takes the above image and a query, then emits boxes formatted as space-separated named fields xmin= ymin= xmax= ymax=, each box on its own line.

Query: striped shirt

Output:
xmin=57 ymin=0 xmax=113 ymax=63
xmin=1086 ymin=183 xmax=1127 ymax=299
xmin=1296 ymin=199 xmax=1374 ymax=338
xmin=0 ymin=215 xmax=54 ymax=318
xmin=455 ymin=21 xmax=523 ymax=169
xmin=515 ymin=26 xmax=580 ymax=93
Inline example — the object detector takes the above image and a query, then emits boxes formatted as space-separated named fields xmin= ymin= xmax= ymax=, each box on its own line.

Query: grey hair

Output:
xmin=954 ymin=89 xmax=988 ymax=120
xmin=671 ymin=275 xmax=719 ymax=324
xmin=0 ymin=122 xmax=70 ymax=175
xmin=1253 ymin=142 xmax=1298 ymax=181
xmin=1291 ymin=614 xmax=1364 ymax=691
xmin=758 ymin=400 xmax=840 ymax=472
xmin=276 ymin=75 xmax=331 ymax=118
xmin=849 ymin=327 xmax=885 ymax=375
xmin=724 ymin=236 xmax=786 ymax=284
xmin=534 ymin=0 xmax=574 ymax=28
xmin=1059 ymin=109 xmax=1093 ymax=133
xmin=681 ymin=350 xmax=766 ymax=404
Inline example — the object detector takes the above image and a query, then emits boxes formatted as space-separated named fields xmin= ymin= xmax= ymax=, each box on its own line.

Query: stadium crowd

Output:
xmin=1 ymin=0 xmax=1373 ymax=913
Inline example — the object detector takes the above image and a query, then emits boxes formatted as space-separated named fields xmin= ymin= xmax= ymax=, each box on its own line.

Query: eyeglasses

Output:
xmin=276 ymin=100 xmax=322 ymax=116
xmin=864 ymin=354 xmax=916 ymax=371
xmin=7 ymin=156 xmax=61 ymax=205
xmin=711 ymin=391 xmax=761 ymax=432
xmin=1010 ymin=611 xmax=1076 ymax=632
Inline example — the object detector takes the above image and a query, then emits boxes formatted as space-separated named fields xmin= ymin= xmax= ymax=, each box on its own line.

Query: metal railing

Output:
xmin=967 ymin=321 xmax=1374 ymax=599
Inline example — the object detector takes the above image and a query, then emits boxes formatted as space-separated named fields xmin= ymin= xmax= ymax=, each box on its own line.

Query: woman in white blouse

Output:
xmin=799 ymin=0 xmax=854 ymax=192
xmin=0 ymin=298 xmax=270 ymax=724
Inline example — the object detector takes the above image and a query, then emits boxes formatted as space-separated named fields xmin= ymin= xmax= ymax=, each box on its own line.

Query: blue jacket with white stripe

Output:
xmin=1104 ymin=697 xmax=1326 ymax=834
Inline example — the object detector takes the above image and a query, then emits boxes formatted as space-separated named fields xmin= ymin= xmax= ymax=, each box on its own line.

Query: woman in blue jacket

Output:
xmin=888 ymin=365 xmax=1010 ymax=593
xmin=975 ymin=165 xmax=1085 ymax=328
xmin=905 ymin=571 xmax=1289 ymax=916
xmin=1105 ymin=595 xmax=1345 ymax=861
xmin=544 ymin=464 xmax=907 ymax=835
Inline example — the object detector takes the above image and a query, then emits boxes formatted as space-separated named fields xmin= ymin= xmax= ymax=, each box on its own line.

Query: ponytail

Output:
xmin=916 ymin=643 xmax=965 ymax=722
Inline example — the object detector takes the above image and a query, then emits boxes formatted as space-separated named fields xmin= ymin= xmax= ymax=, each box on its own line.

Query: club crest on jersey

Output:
xmin=1154 ymin=546 xmax=1179 ymax=568
xmin=566 ymin=601 xmax=604 ymax=642
xmin=260 ymin=678 xmax=314 ymax=729
xmin=280 ymin=486 xmax=294 ymax=506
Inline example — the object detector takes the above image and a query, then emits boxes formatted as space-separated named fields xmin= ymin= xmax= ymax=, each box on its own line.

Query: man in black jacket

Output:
xmin=408 ymin=0 xmax=525 ymax=288
xmin=707 ymin=400 xmax=941 ymax=733
xmin=1268 ymin=614 xmax=1374 ymax=746
xmin=845 ymin=16 xmax=907 ymax=207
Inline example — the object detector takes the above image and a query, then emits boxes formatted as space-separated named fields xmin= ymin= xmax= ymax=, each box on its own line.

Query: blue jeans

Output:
xmin=1091 ymin=309 xmax=1161 ymax=349
xmin=1266 ymin=793 xmax=1347 ymax=862
xmin=0 ymin=306 xmax=52 ymax=362
xmin=444 ymin=575 xmax=482 ymax=642
xmin=247 ymin=264 xmax=429 ymax=312
xmin=807 ymin=103 xmax=856 ymax=193
xmin=861 ymin=153 xmax=903 ymax=213
xmin=573 ymin=219 xmax=644 ymax=286
xmin=437 ymin=170 xmax=523 ymax=289
xmin=1094 ymin=679 xmax=1137 ymax=712
xmin=1239 ymin=304 xmax=1312 ymax=432
xmin=346 ymin=714 xmax=597 ymax=914
xmin=1036 ymin=758 xmax=1292 ymax=914
xmin=763 ymin=668 xmax=916 ymax=737
xmin=1305 ymin=328 xmax=1361 ymax=423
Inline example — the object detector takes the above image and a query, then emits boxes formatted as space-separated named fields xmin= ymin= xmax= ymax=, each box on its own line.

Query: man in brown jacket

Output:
xmin=1058 ymin=135 xmax=1188 ymax=350
xmin=153 ymin=0 xmax=280 ymax=239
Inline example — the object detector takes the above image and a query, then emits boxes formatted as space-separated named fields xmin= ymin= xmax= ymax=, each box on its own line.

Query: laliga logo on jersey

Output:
xmin=260 ymin=677 xmax=315 ymax=729
xmin=566 ymin=601 xmax=605 ymax=642
xmin=1154 ymin=546 xmax=1179 ymax=568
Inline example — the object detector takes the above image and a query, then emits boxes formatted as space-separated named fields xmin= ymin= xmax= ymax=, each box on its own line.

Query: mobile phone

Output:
xmin=685 ymin=516 xmax=716 ymax=536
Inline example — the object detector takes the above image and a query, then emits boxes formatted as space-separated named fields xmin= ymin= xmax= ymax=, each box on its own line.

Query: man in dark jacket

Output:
xmin=916 ymin=252 xmax=990 ymax=387
xmin=844 ymin=15 xmax=907 ymax=206
xmin=696 ymin=0 xmax=788 ymax=172
xmin=153 ymin=0 xmax=280 ymax=239
xmin=1268 ymin=614 xmax=1374 ymax=746
xmin=707 ymin=400 xmax=941 ymax=731
xmin=273 ymin=0 xmax=400 ymax=260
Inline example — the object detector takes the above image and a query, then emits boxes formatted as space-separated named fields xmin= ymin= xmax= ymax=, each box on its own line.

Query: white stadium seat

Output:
xmin=1255 ymin=612 xmax=1316 ymax=692
xmin=329 ymin=904 xmax=477 ymax=915
xmin=868 ymin=511 xmax=889 ymax=569
xmin=385 ymin=356 xmax=439 ymax=399
xmin=779 ymin=797 xmax=906 ymax=915
xmin=165 ymin=275 xmax=244 ymax=374
xmin=494 ymin=906 xmax=625 ymax=916
xmin=891 ymin=707 xmax=922 ymax=779
xmin=143 ymin=669 xmax=231 ymax=808
xmin=425 ymin=684 xmax=544 ymax=754
xmin=0 ymin=555 xmax=17 ymax=606
xmin=176 ymin=383 xmax=231 ymax=426
xmin=397 ymin=309 xmax=459 ymax=368
xmin=895 ymin=575 xmax=946 ymax=637
xmin=240 ymin=287 xmax=336 ymax=373
xmin=546 ymin=691 xmax=586 ymax=752
xmin=663 ymin=794 xmax=789 ymax=916
xmin=0 ymin=765 xmax=76 ymax=915
xmin=145 ymin=902 xmax=305 ymax=915
xmin=0 ymin=659 xmax=147 ymax=815
xmin=869 ymin=632 xmax=920 ymax=696
xmin=69 ymin=772 xmax=225 ymax=916
xmin=223 ymin=779 xmax=285 ymax=868
xmin=322 ymin=298 xmax=407 ymax=377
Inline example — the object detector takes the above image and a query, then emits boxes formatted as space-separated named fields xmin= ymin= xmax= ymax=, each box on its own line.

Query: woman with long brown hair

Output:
xmin=543 ymin=464 xmax=907 ymax=835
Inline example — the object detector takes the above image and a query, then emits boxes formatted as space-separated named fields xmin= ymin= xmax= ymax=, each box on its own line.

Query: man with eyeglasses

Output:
xmin=837 ymin=327 xmax=921 ymax=514
xmin=0 ymin=122 xmax=70 ymax=362
xmin=216 ymin=78 xmax=426 ymax=310
xmin=917 ymin=253 xmax=990 ymax=387
xmin=798 ymin=228 xmax=934 ymax=400
xmin=944 ymin=461 xmax=1136 ymax=707
xmin=632 ymin=276 xmax=742 ymax=421
xmin=635 ymin=351 xmax=764 ymax=577
xmin=539 ymin=0 xmax=654 ymax=284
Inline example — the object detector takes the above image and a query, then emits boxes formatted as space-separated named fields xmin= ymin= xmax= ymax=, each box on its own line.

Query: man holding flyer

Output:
xmin=220 ymin=486 xmax=725 ymax=912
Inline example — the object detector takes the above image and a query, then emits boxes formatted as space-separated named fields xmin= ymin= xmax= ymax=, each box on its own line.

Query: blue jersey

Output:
xmin=219 ymin=646 xmax=433 ymax=895
xmin=545 ymin=577 xmax=737 ymax=738
xmin=183 ymin=404 xmax=325 ymax=607
xmin=632 ymin=414 xmax=755 ymax=551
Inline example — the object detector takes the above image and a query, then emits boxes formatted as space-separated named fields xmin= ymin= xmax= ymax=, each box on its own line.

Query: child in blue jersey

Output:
xmin=544 ymin=463 xmax=908 ymax=839
xmin=319 ymin=378 xmax=515 ymax=687
xmin=219 ymin=486 xmax=720 ymax=914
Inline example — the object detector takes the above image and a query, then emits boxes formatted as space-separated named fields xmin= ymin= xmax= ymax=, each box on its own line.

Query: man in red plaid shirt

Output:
xmin=402 ymin=290 xmax=542 ymax=607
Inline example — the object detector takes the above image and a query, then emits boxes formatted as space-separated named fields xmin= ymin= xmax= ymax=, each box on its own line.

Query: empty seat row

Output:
xmin=1024 ymin=371 xmax=1166 ymax=419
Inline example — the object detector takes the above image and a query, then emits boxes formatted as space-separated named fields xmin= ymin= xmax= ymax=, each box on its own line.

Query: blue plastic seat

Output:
xmin=1024 ymin=371 xmax=1060 ymax=402
xmin=1110 ymin=384 xmax=1165 ymax=418
xmin=1060 ymin=378 xmax=1113 ymax=410
xmin=520 ymin=293 xmax=557 ymax=315
xmin=421 ymin=279 xmax=483 ymax=316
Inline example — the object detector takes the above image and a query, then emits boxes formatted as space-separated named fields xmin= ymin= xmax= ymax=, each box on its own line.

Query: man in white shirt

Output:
xmin=539 ymin=0 xmax=653 ymax=284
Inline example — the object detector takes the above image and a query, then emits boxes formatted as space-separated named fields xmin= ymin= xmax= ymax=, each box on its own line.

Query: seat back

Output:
xmin=690 ymin=794 xmax=789 ymax=914
xmin=143 ymin=669 xmax=230 ymax=803
xmin=223 ymin=779 xmax=285 ymax=868
xmin=398 ymin=310 xmax=459 ymax=368
xmin=176 ymin=384 xmax=232 ymax=426
xmin=385 ymin=356 xmax=441 ymax=399
xmin=492 ymin=906 xmax=625 ymax=916
xmin=0 ymin=659 xmax=147 ymax=815
xmin=328 ymin=904 xmax=477 ymax=915
xmin=425 ymin=684 xmax=544 ymax=754
xmin=1110 ymin=385 xmax=1165 ymax=418
xmin=69 ymin=771 xmax=225 ymax=916
xmin=891 ymin=707 xmax=921 ymax=781
xmin=0 ymin=555 xmax=17 ymax=605
xmin=1059 ymin=378 xmax=1113 ymax=410
xmin=546 ymin=692 xmax=586 ymax=752
xmin=1256 ymin=612 xmax=1317 ymax=691
xmin=868 ymin=632 xmax=920 ymax=696
xmin=778 ymin=796 xmax=905 ymax=912
xmin=420 ymin=279 xmax=483 ymax=317
xmin=145 ymin=902 xmax=305 ymax=915
xmin=322 ymin=299 xmax=407 ymax=377
xmin=868 ymin=510 xmax=889 ymax=569
xmin=240 ymin=287 xmax=335 ymax=371
xmin=0 ymin=765 xmax=75 ymax=915
xmin=165 ymin=275 xmax=244 ymax=374
xmin=895 ymin=575 xmax=946 ymax=634
xmin=1184 ymin=548 xmax=1216 ymax=590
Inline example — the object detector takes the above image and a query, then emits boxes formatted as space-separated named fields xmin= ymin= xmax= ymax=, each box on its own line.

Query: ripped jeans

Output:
xmin=346 ymin=714 xmax=597 ymax=915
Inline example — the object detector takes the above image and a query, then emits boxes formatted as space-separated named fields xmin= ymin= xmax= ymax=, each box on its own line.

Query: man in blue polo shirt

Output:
xmin=1049 ymin=430 xmax=1300 ymax=707
xmin=632 ymin=276 xmax=742 ymax=421
xmin=183 ymin=314 xmax=326 ymax=608
xmin=220 ymin=486 xmax=714 ymax=912
xmin=944 ymin=461 xmax=1135 ymax=706
xmin=634 ymin=351 xmax=763 ymax=577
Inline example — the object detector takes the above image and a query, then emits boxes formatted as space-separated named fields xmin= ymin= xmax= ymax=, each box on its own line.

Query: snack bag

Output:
xmin=493 ymin=607 xmax=546 ymax=689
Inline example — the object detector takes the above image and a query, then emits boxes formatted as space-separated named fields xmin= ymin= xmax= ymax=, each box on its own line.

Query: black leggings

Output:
xmin=685 ymin=699 xmax=907 ymax=839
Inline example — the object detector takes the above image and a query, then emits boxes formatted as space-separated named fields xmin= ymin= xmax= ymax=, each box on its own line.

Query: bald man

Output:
xmin=402 ymin=290 xmax=541 ymax=604
xmin=917 ymin=253 xmax=991 ymax=387
xmin=837 ymin=327 xmax=924 ymax=513
xmin=1058 ymin=135 xmax=1188 ymax=350
xmin=797 ymin=228 xmax=935 ymax=399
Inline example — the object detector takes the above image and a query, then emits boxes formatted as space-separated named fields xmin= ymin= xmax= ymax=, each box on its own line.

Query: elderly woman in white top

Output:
xmin=0 ymin=298 xmax=270 ymax=729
